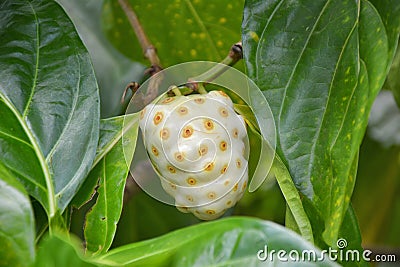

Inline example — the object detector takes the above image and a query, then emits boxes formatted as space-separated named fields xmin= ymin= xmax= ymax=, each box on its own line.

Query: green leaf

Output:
xmin=272 ymin=155 xmax=313 ymax=243
xmin=101 ymin=0 xmax=244 ymax=66
xmin=93 ymin=217 xmax=337 ymax=266
xmin=34 ymin=233 xmax=96 ymax=267
xmin=0 ymin=162 xmax=35 ymax=267
xmin=302 ymin=197 xmax=366 ymax=267
xmin=383 ymin=43 xmax=400 ymax=108
xmin=83 ymin=114 xmax=139 ymax=254
xmin=0 ymin=0 xmax=100 ymax=218
xmin=57 ymin=0 xmax=145 ymax=118
xmin=242 ymin=0 xmax=400 ymax=246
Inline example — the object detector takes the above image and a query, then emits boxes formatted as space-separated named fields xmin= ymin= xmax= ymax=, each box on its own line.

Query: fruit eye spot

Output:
xmin=160 ymin=128 xmax=170 ymax=140
xmin=233 ymin=183 xmax=239 ymax=192
xmin=226 ymin=200 xmax=232 ymax=206
xmin=242 ymin=181 xmax=247 ymax=191
xmin=194 ymin=98 xmax=205 ymax=104
xmin=221 ymin=164 xmax=228 ymax=174
xmin=206 ymin=210 xmax=216 ymax=215
xmin=174 ymin=152 xmax=184 ymax=161
xmin=151 ymin=145 xmax=159 ymax=156
xmin=182 ymin=125 xmax=194 ymax=138
xmin=170 ymin=183 xmax=177 ymax=190
xmin=186 ymin=195 xmax=194 ymax=202
xmin=162 ymin=97 xmax=174 ymax=104
xmin=167 ymin=165 xmax=176 ymax=173
xmin=233 ymin=128 xmax=239 ymax=138
xmin=187 ymin=177 xmax=197 ymax=185
xmin=204 ymin=119 xmax=214 ymax=130
xmin=204 ymin=162 xmax=215 ymax=171
xmin=224 ymin=180 xmax=230 ymax=186
xmin=219 ymin=107 xmax=229 ymax=117
xmin=219 ymin=141 xmax=227 ymax=151
xmin=236 ymin=159 xmax=242 ymax=168
xmin=207 ymin=192 xmax=216 ymax=199
xmin=218 ymin=91 xmax=228 ymax=97
xmin=198 ymin=144 xmax=208 ymax=156
xmin=177 ymin=106 xmax=188 ymax=115
xmin=153 ymin=112 xmax=164 ymax=125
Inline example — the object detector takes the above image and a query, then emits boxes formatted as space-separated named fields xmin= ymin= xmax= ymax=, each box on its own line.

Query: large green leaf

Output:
xmin=83 ymin=114 xmax=139 ymax=254
xmin=0 ymin=163 xmax=35 ymax=267
xmin=242 ymin=0 xmax=400 ymax=246
xmin=101 ymin=0 xmax=244 ymax=67
xmin=0 ymin=0 xmax=99 ymax=218
xmin=93 ymin=217 xmax=338 ymax=266
xmin=56 ymin=0 xmax=145 ymax=118
xmin=34 ymin=233 xmax=96 ymax=267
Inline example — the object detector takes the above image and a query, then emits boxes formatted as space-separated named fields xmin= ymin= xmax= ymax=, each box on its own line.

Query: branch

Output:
xmin=186 ymin=41 xmax=243 ymax=92
xmin=118 ymin=0 xmax=162 ymax=104
xmin=118 ymin=0 xmax=161 ymax=72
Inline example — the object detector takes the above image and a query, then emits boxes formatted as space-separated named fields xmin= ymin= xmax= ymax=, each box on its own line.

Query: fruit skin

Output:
xmin=139 ymin=90 xmax=248 ymax=220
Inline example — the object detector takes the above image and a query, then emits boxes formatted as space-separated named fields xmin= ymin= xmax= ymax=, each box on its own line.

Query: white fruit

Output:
xmin=139 ymin=90 xmax=248 ymax=220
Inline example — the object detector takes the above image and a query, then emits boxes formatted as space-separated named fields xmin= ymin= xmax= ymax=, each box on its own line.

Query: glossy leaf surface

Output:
xmin=94 ymin=217 xmax=338 ymax=266
xmin=0 ymin=0 xmax=100 ymax=216
xmin=242 ymin=0 xmax=400 ymax=246
xmin=84 ymin=114 xmax=139 ymax=254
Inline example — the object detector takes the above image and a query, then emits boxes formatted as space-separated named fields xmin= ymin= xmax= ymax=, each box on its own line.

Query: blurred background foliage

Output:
xmin=58 ymin=0 xmax=400 ymax=256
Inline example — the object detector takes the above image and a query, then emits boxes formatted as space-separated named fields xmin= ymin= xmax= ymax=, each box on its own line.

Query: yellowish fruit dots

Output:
xmin=139 ymin=90 xmax=248 ymax=220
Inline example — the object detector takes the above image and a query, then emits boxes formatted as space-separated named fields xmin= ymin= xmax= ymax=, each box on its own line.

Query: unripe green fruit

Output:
xmin=139 ymin=90 xmax=248 ymax=220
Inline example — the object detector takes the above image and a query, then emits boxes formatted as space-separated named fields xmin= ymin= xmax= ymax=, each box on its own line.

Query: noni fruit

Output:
xmin=139 ymin=90 xmax=248 ymax=220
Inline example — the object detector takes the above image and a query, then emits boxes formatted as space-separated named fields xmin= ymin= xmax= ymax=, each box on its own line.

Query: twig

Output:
xmin=186 ymin=41 xmax=243 ymax=92
xmin=118 ymin=0 xmax=161 ymax=71
xmin=118 ymin=0 xmax=162 ymax=104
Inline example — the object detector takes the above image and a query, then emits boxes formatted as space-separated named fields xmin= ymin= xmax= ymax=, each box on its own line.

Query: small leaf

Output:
xmin=272 ymin=155 xmax=313 ymax=244
xmin=101 ymin=0 xmax=244 ymax=66
xmin=93 ymin=217 xmax=337 ymax=266
xmin=0 ymin=0 xmax=100 ymax=218
xmin=84 ymin=114 xmax=140 ymax=254
xmin=34 ymin=233 xmax=96 ymax=267
xmin=0 ymin=162 xmax=35 ymax=267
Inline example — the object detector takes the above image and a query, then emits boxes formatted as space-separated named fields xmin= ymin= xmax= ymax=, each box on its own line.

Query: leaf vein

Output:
xmin=22 ymin=1 xmax=39 ymax=118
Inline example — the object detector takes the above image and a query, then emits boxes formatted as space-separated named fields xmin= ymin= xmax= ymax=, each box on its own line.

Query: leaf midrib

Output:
xmin=0 ymin=94 xmax=55 ymax=216
xmin=22 ymin=0 xmax=39 ymax=119
xmin=184 ymin=0 xmax=221 ymax=59
xmin=0 ymin=1 xmax=57 ymax=217
xmin=308 ymin=10 xmax=360 ymax=185
xmin=257 ymin=0 xmax=332 ymax=198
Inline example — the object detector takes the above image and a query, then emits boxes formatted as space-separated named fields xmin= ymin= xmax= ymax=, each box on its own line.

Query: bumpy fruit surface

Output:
xmin=139 ymin=90 xmax=248 ymax=220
